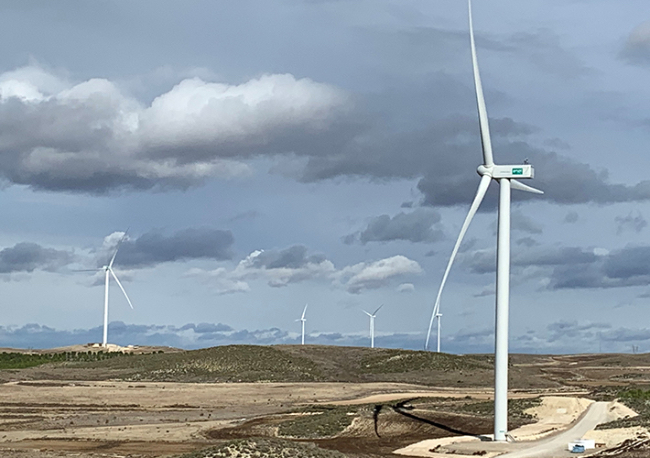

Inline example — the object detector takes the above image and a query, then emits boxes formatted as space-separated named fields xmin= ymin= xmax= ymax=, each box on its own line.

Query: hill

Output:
xmin=2 ymin=343 xmax=642 ymax=389
xmin=4 ymin=344 xmax=650 ymax=390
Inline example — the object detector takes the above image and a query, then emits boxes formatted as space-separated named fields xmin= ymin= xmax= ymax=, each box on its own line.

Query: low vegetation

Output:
xmin=177 ymin=438 xmax=347 ymax=458
xmin=359 ymin=349 xmax=486 ymax=374
xmin=458 ymin=397 xmax=542 ymax=421
xmin=0 ymin=351 xmax=129 ymax=370
xmin=88 ymin=345 xmax=324 ymax=382
xmin=597 ymin=388 xmax=650 ymax=430
xmin=36 ymin=345 xmax=498 ymax=384
xmin=278 ymin=405 xmax=359 ymax=438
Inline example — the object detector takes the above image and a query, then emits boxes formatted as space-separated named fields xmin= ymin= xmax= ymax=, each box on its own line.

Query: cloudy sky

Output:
xmin=0 ymin=0 xmax=649 ymax=354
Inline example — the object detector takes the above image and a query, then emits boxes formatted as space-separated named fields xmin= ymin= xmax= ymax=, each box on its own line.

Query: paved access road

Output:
xmin=500 ymin=401 xmax=610 ymax=458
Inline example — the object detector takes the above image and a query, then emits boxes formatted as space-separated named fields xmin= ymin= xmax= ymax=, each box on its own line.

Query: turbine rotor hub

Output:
xmin=477 ymin=164 xmax=493 ymax=177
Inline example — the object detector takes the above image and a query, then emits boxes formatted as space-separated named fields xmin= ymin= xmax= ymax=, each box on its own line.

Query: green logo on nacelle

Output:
xmin=512 ymin=168 xmax=523 ymax=175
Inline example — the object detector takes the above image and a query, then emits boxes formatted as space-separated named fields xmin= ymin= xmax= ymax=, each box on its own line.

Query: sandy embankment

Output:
xmin=583 ymin=401 xmax=642 ymax=448
xmin=509 ymin=396 xmax=594 ymax=440
xmin=394 ymin=396 xmax=644 ymax=458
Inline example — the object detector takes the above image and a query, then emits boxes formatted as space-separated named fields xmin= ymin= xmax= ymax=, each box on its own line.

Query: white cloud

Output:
xmin=140 ymin=74 xmax=346 ymax=150
xmin=337 ymin=255 xmax=423 ymax=294
xmin=188 ymin=249 xmax=422 ymax=295
xmin=621 ymin=21 xmax=650 ymax=65
xmin=0 ymin=66 xmax=350 ymax=193
xmin=186 ymin=267 xmax=251 ymax=295
xmin=233 ymin=249 xmax=337 ymax=288
xmin=397 ymin=283 xmax=415 ymax=293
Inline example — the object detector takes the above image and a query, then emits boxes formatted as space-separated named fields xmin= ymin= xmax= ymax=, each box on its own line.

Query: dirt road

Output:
xmin=500 ymin=401 xmax=610 ymax=458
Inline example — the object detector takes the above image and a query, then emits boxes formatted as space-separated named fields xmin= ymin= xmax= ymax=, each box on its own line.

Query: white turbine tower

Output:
xmin=82 ymin=232 xmax=134 ymax=348
xmin=425 ymin=0 xmax=543 ymax=442
xmin=296 ymin=304 xmax=308 ymax=345
xmin=425 ymin=302 xmax=443 ymax=353
xmin=362 ymin=305 xmax=383 ymax=348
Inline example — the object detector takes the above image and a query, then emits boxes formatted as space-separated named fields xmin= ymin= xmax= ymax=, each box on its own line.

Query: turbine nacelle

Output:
xmin=477 ymin=164 xmax=535 ymax=179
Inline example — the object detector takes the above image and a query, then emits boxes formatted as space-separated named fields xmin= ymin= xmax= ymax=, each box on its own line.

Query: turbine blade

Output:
xmin=373 ymin=304 xmax=384 ymax=316
xmin=301 ymin=304 xmax=308 ymax=320
xmin=469 ymin=0 xmax=494 ymax=167
xmin=425 ymin=174 xmax=492 ymax=350
xmin=108 ymin=230 xmax=129 ymax=269
xmin=109 ymin=268 xmax=134 ymax=309
xmin=510 ymin=179 xmax=544 ymax=195
xmin=362 ymin=310 xmax=372 ymax=317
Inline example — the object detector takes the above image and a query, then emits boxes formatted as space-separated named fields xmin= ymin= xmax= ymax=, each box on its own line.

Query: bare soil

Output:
xmin=1 ymin=345 xmax=649 ymax=457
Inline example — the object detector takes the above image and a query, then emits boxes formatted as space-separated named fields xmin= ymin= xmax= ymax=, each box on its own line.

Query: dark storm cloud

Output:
xmin=463 ymin=250 xmax=495 ymax=274
xmin=511 ymin=211 xmax=543 ymax=234
xmin=620 ymin=21 xmax=650 ymax=66
xmin=110 ymin=228 xmax=234 ymax=268
xmin=464 ymin=246 xmax=597 ymax=275
xmin=519 ymin=247 xmax=597 ymax=267
xmin=192 ymin=323 xmax=233 ymax=333
xmin=418 ymin=140 xmax=650 ymax=208
xmin=228 ymin=210 xmax=260 ymax=222
xmin=548 ymin=246 xmax=650 ymax=290
xmin=299 ymin=115 xmax=529 ymax=184
xmin=501 ymin=29 xmax=591 ymax=79
xmin=547 ymin=320 xmax=611 ymax=338
xmin=603 ymin=246 xmax=650 ymax=280
xmin=615 ymin=212 xmax=647 ymax=235
xmin=601 ymin=328 xmax=650 ymax=343
xmin=516 ymin=237 xmax=538 ymax=247
xmin=345 ymin=208 xmax=444 ymax=244
xmin=365 ymin=23 xmax=589 ymax=82
xmin=0 ymin=242 xmax=73 ymax=273
xmin=297 ymin=109 xmax=650 ymax=208
xmin=564 ymin=211 xmax=579 ymax=224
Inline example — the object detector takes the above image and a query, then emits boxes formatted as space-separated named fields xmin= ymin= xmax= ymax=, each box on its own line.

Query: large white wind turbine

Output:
xmin=362 ymin=305 xmax=383 ymax=348
xmin=296 ymin=304 xmax=308 ymax=345
xmin=80 ymin=232 xmax=134 ymax=347
xmin=425 ymin=0 xmax=543 ymax=442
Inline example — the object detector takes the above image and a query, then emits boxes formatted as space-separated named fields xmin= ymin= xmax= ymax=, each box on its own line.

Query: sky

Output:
xmin=0 ymin=0 xmax=650 ymax=354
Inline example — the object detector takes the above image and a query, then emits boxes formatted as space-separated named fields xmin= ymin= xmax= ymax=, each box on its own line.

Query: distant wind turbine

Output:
xmin=425 ymin=0 xmax=543 ymax=442
xmin=362 ymin=305 xmax=383 ymax=348
xmin=78 ymin=232 xmax=134 ymax=347
xmin=296 ymin=304 xmax=308 ymax=345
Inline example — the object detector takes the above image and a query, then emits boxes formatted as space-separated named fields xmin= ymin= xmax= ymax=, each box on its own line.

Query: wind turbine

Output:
xmin=296 ymin=304 xmax=308 ymax=345
xmin=426 ymin=302 xmax=443 ymax=353
xmin=425 ymin=0 xmax=543 ymax=442
xmin=362 ymin=305 xmax=383 ymax=348
xmin=79 ymin=232 xmax=134 ymax=347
